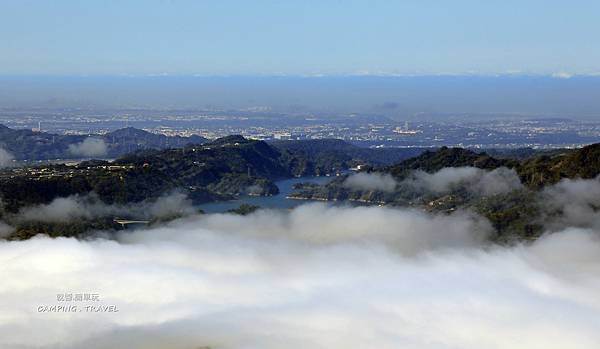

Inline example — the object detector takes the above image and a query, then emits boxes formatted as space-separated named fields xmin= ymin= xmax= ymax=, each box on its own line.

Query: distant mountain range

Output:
xmin=0 ymin=124 xmax=208 ymax=160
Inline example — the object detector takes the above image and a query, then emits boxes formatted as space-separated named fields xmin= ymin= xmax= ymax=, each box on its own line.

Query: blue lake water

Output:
xmin=197 ymin=175 xmax=338 ymax=213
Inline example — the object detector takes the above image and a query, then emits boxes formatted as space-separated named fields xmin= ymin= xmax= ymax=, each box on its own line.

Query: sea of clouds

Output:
xmin=1 ymin=168 xmax=600 ymax=348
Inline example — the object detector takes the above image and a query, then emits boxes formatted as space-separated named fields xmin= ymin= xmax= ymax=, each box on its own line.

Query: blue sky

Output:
xmin=1 ymin=0 xmax=599 ymax=76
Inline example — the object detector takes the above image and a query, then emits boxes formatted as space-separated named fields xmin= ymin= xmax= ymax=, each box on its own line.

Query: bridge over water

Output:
xmin=113 ymin=219 xmax=151 ymax=228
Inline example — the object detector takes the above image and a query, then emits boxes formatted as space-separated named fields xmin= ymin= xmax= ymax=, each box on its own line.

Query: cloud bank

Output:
xmin=344 ymin=172 xmax=397 ymax=192
xmin=343 ymin=167 xmax=523 ymax=197
xmin=408 ymin=167 xmax=523 ymax=196
xmin=1 ymin=203 xmax=600 ymax=349
xmin=539 ymin=176 xmax=600 ymax=232
xmin=16 ymin=192 xmax=195 ymax=223
xmin=68 ymin=138 xmax=108 ymax=158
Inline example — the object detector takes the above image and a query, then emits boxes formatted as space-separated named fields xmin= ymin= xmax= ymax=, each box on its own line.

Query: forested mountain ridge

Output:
xmin=1 ymin=136 xmax=599 ymax=241
xmin=0 ymin=136 xmax=287 ymax=212
xmin=518 ymin=143 xmax=600 ymax=187
xmin=290 ymin=143 xmax=600 ymax=242
xmin=0 ymin=124 xmax=207 ymax=160
xmin=385 ymin=147 xmax=519 ymax=179
xmin=0 ymin=135 xmax=384 ymax=212
xmin=270 ymin=139 xmax=427 ymax=170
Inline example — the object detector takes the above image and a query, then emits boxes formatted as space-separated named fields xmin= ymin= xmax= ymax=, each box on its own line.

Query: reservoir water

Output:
xmin=197 ymin=175 xmax=337 ymax=213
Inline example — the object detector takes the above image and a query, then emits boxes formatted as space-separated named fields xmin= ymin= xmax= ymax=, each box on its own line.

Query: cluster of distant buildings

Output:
xmin=3 ymin=109 xmax=599 ymax=149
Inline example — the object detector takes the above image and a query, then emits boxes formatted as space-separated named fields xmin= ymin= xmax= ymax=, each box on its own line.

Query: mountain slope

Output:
xmin=289 ymin=143 xmax=600 ymax=242
xmin=386 ymin=147 xmax=518 ymax=178
xmin=518 ymin=143 xmax=600 ymax=187
xmin=271 ymin=139 xmax=428 ymax=175
xmin=0 ymin=136 xmax=296 ymax=212
xmin=0 ymin=124 xmax=207 ymax=160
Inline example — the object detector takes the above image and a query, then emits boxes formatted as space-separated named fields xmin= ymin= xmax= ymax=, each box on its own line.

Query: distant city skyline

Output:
xmin=2 ymin=0 xmax=600 ymax=76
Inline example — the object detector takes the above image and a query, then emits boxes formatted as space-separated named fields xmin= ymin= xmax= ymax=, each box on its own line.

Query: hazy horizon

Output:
xmin=3 ymin=1 xmax=600 ymax=120
xmin=2 ymin=75 xmax=600 ymax=120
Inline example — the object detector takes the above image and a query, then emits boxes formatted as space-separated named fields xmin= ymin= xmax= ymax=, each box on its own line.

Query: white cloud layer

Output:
xmin=344 ymin=172 xmax=398 ymax=192
xmin=551 ymin=72 xmax=574 ymax=79
xmin=539 ymin=177 xmax=600 ymax=232
xmin=409 ymin=167 xmax=523 ymax=196
xmin=68 ymin=138 xmax=108 ymax=157
xmin=343 ymin=167 xmax=523 ymax=197
xmin=16 ymin=192 xmax=194 ymax=223
xmin=1 ymin=203 xmax=600 ymax=349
